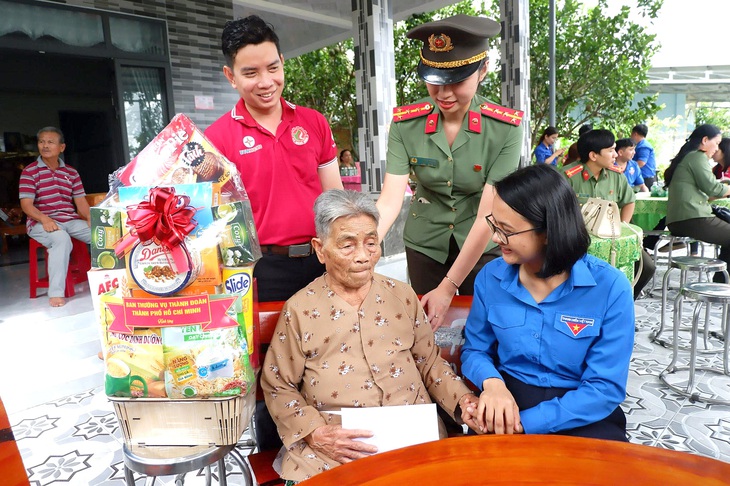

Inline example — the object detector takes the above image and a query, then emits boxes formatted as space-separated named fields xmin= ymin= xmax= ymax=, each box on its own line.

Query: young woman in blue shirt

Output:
xmin=533 ymin=126 xmax=565 ymax=165
xmin=461 ymin=164 xmax=634 ymax=441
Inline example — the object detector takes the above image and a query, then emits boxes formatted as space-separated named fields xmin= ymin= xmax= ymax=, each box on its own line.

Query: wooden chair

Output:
xmin=245 ymin=300 xmax=287 ymax=486
xmin=244 ymin=295 xmax=475 ymax=485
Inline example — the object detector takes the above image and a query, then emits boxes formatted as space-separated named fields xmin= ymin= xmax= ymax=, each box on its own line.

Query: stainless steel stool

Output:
xmin=648 ymin=234 xmax=696 ymax=294
xmin=123 ymin=443 xmax=253 ymax=486
xmin=652 ymin=256 xmax=728 ymax=348
xmin=660 ymin=282 xmax=730 ymax=405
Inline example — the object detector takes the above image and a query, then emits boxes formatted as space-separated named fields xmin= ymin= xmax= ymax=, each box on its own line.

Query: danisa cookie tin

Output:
xmin=128 ymin=240 xmax=200 ymax=296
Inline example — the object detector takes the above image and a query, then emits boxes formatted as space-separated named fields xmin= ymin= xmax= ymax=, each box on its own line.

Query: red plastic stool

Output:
xmin=29 ymin=237 xmax=91 ymax=298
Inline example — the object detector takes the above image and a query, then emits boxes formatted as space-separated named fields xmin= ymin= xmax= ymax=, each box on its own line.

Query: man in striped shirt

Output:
xmin=19 ymin=127 xmax=91 ymax=307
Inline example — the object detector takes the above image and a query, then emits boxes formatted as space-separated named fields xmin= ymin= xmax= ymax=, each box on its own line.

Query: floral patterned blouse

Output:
xmin=261 ymin=274 xmax=471 ymax=481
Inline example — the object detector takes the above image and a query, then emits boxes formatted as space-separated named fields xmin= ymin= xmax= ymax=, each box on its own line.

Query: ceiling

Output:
xmin=643 ymin=66 xmax=730 ymax=103
xmin=232 ymin=0 xmax=456 ymax=58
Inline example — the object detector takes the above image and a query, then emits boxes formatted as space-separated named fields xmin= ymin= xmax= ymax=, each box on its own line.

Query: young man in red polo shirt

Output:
xmin=19 ymin=127 xmax=91 ymax=308
xmin=205 ymin=15 xmax=343 ymax=452
xmin=205 ymin=15 xmax=343 ymax=303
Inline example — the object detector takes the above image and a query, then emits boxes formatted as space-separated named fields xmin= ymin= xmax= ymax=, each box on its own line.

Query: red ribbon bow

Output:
xmin=115 ymin=187 xmax=198 ymax=272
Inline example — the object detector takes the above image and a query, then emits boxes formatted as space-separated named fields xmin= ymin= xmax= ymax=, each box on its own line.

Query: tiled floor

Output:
xmin=2 ymin=242 xmax=730 ymax=485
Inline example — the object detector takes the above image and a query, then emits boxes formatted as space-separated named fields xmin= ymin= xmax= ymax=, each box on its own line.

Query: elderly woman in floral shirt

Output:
xmin=261 ymin=190 xmax=478 ymax=483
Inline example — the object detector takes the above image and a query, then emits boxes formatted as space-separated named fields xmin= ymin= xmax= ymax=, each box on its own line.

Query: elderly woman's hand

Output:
xmin=304 ymin=425 xmax=378 ymax=463
xmin=420 ymin=279 xmax=458 ymax=330
xmin=466 ymin=378 xmax=523 ymax=435
xmin=458 ymin=393 xmax=481 ymax=433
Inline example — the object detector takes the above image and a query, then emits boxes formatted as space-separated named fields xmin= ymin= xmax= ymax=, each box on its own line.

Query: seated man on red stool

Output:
xmin=19 ymin=126 xmax=91 ymax=307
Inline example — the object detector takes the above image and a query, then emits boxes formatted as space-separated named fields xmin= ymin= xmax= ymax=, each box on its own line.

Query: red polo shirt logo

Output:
xmin=292 ymin=126 xmax=309 ymax=145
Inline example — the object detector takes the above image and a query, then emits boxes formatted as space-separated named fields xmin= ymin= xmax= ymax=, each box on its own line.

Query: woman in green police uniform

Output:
xmin=376 ymin=15 xmax=523 ymax=329
xmin=665 ymin=124 xmax=730 ymax=282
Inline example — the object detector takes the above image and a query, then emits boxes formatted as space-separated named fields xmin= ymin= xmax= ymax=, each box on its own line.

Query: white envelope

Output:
xmin=339 ymin=403 xmax=439 ymax=454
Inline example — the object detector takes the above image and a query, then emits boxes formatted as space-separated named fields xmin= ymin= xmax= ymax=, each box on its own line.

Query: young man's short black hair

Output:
xmin=221 ymin=15 xmax=281 ymax=67
xmin=631 ymin=123 xmax=648 ymax=138
xmin=577 ymin=129 xmax=615 ymax=162
xmin=615 ymin=138 xmax=635 ymax=152
xmin=494 ymin=164 xmax=590 ymax=278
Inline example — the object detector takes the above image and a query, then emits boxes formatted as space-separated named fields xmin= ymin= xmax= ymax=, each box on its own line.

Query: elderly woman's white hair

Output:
xmin=314 ymin=190 xmax=380 ymax=239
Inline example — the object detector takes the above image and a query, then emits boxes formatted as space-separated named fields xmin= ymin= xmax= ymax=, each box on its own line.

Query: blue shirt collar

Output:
xmin=489 ymin=254 xmax=597 ymax=306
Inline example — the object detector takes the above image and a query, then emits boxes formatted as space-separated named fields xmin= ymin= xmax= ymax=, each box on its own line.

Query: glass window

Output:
xmin=109 ymin=17 xmax=166 ymax=56
xmin=120 ymin=66 xmax=168 ymax=158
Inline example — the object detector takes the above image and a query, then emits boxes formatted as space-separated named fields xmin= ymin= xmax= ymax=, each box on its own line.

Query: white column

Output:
xmin=352 ymin=0 xmax=396 ymax=192
xmin=500 ymin=0 xmax=532 ymax=166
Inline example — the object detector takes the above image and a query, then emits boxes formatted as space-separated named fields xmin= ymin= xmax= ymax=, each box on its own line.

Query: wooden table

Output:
xmin=300 ymin=434 xmax=730 ymax=485
xmin=632 ymin=196 xmax=730 ymax=231
xmin=0 ymin=397 xmax=30 ymax=486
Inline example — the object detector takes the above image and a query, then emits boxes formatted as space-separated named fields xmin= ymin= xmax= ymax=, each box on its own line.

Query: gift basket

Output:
xmin=89 ymin=114 xmax=261 ymax=447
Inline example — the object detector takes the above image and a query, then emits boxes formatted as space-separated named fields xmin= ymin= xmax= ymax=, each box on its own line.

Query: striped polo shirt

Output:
xmin=19 ymin=157 xmax=86 ymax=230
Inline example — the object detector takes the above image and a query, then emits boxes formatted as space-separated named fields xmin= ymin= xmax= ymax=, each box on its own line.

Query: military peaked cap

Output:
xmin=407 ymin=14 xmax=500 ymax=86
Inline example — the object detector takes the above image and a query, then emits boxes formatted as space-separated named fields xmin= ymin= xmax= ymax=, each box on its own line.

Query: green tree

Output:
xmin=692 ymin=102 xmax=730 ymax=133
xmin=515 ymin=0 xmax=663 ymax=145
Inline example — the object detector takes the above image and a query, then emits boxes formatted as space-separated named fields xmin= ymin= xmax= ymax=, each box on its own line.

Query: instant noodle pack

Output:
xmin=89 ymin=114 xmax=261 ymax=405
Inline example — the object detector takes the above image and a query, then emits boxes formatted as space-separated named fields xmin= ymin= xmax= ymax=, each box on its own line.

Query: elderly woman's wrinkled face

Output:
xmin=314 ymin=214 xmax=381 ymax=291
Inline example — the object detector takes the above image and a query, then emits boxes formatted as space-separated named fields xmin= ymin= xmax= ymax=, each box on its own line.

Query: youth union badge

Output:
xmin=560 ymin=315 xmax=595 ymax=337
xmin=291 ymin=126 xmax=309 ymax=145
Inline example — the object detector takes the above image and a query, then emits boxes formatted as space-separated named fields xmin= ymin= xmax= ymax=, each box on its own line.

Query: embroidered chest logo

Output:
xmin=560 ymin=315 xmax=595 ymax=336
xmin=239 ymin=135 xmax=262 ymax=156
xmin=291 ymin=126 xmax=309 ymax=145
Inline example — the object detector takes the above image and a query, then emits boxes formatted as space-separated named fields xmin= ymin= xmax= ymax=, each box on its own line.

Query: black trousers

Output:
xmin=668 ymin=217 xmax=730 ymax=283
xmin=254 ymin=251 xmax=325 ymax=302
xmin=634 ymin=249 xmax=655 ymax=300
xmin=405 ymin=237 xmax=502 ymax=295
xmin=254 ymin=251 xmax=325 ymax=451
xmin=470 ymin=372 xmax=628 ymax=442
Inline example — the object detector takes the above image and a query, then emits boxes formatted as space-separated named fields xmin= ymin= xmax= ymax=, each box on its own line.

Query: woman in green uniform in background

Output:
xmin=376 ymin=14 xmax=523 ymax=329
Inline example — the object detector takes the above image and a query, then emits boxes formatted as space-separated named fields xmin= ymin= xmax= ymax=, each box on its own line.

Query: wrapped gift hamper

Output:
xmin=89 ymin=114 xmax=261 ymax=446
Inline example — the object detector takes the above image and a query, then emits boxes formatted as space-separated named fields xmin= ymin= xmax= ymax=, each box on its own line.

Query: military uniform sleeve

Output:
xmin=409 ymin=288 xmax=472 ymax=418
xmin=385 ymin=121 xmax=412 ymax=176
xmin=261 ymin=303 xmax=328 ymax=448
xmin=616 ymin=174 xmax=636 ymax=208
xmin=687 ymin=152 xmax=727 ymax=198
xmin=485 ymin=123 xmax=524 ymax=185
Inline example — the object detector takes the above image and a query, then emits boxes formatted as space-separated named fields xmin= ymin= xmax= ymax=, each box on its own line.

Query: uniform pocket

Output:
xmin=488 ymin=305 xmax=527 ymax=356
xmin=550 ymin=314 xmax=601 ymax=366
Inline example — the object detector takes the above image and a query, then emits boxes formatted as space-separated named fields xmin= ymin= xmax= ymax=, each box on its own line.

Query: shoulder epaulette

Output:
xmin=479 ymin=102 xmax=523 ymax=126
xmin=392 ymin=102 xmax=434 ymax=122
xmin=564 ymin=164 xmax=583 ymax=178
xmin=607 ymin=165 xmax=622 ymax=173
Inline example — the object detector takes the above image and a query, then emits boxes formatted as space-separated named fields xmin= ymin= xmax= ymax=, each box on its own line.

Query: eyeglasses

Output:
xmin=485 ymin=214 xmax=539 ymax=245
